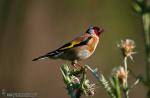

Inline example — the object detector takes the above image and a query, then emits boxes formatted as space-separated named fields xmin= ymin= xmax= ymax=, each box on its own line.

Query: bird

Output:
xmin=32 ymin=26 xmax=104 ymax=67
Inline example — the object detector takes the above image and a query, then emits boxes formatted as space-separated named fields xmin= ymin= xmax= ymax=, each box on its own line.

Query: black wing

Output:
xmin=57 ymin=36 xmax=92 ymax=52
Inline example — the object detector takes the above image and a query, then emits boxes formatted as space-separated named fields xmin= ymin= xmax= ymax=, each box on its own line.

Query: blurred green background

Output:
xmin=0 ymin=0 xmax=147 ymax=98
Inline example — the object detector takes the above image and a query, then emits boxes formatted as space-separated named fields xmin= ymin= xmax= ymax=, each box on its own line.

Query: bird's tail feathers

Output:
xmin=47 ymin=50 xmax=60 ymax=57
xmin=32 ymin=50 xmax=61 ymax=61
xmin=32 ymin=55 xmax=49 ymax=61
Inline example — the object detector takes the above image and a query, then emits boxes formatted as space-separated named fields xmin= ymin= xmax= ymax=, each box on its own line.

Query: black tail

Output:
xmin=32 ymin=50 xmax=61 ymax=61
xmin=32 ymin=55 xmax=49 ymax=61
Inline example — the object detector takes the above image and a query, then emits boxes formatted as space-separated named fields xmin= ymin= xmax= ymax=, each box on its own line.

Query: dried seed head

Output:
xmin=71 ymin=76 xmax=80 ymax=84
xmin=118 ymin=39 xmax=136 ymax=60
xmin=82 ymin=79 xmax=96 ymax=96
xmin=86 ymin=83 xmax=96 ymax=96
xmin=112 ymin=66 xmax=128 ymax=85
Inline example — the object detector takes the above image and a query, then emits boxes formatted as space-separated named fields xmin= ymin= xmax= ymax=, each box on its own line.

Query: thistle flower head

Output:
xmin=61 ymin=64 xmax=96 ymax=97
xmin=112 ymin=66 xmax=128 ymax=85
xmin=118 ymin=39 xmax=136 ymax=60
xmin=71 ymin=76 xmax=80 ymax=84
xmin=87 ymin=83 xmax=96 ymax=96
xmin=83 ymin=80 xmax=96 ymax=96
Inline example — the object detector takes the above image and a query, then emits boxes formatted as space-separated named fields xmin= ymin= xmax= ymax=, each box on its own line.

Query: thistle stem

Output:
xmin=133 ymin=0 xmax=150 ymax=97
xmin=85 ymin=65 xmax=116 ymax=98
xmin=124 ymin=57 xmax=128 ymax=88
xmin=142 ymin=12 xmax=150 ymax=98
xmin=123 ymin=57 xmax=129 ymax=98
xmin=114 ymin=77 xmax=121 ymax=98
xmin=142 ymin=13 xmax=150 ymax=84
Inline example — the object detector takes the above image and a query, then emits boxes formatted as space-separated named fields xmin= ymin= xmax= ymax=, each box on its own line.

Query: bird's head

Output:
xmin=86 ymin=26 xmax=104 ymax=37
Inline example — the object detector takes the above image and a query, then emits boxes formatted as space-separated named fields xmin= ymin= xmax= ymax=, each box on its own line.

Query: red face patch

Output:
xmin=93 ymin=27 xmax=104 ymax=36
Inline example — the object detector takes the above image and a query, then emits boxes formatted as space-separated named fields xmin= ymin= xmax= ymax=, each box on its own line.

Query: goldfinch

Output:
xmin=32 ymin=26 xmax=104 ymax=67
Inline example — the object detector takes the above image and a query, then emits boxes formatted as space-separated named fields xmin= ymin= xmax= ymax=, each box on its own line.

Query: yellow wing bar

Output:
xmin=59 ymin=41 xmax=81 ymax=50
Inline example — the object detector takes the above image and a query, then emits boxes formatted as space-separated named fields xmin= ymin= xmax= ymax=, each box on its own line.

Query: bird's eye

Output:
xmin=86 ymin=28 xmax=90 ymax=33
xmin=86 ymin=29 xmax=93 ymax=34
xmin=86 ymin=29 xmax=89 ymax=33
xmin=86 ymin=27 xmax=94 ymax=34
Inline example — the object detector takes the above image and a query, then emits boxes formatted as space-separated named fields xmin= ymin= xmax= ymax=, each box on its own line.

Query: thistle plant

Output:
xmin=60 ymin=39 xmax=139 ymax=98
xmin=60 ymin=65 xmax=96 ymax=98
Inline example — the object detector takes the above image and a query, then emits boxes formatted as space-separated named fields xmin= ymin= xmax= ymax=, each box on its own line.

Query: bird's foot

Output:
xmin=71 ymin=62 xmax=83 ymax=69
